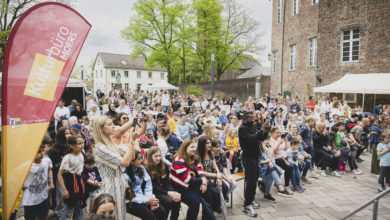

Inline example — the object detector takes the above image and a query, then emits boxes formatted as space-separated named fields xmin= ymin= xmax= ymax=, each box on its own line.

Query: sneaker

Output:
xmin=332 ymin=171 xmax=341 ymax=177
xmin=264 ymin=194 xmax=276 ymax=203
xmin=338 ymin=171 xmax=343 ymax=175
xmin=353 ymin=170 xmax=362 ymax=175
xmin=301 ymin=176 xmax=312 ymax=184
xmin=243 ymin=205 xmax=257 ymax=218
xmin=277 ymin=189 xmax=293 ymax=197
xmin=378 ymin=187 xmax=384 ymax=193
xmin=357 ymin=169 xmax=363 ymax=174
xmin=309 ymin=171 xmax=320 ymax=179
xmin=297 ymin=185 xmax=305 ymax=193
xmin=319 ymin=170 xmax=327 ymax=177
xmin=257 ymin=181 xmax=265 ymax=193
xmin=285 ymin=187 xmax=294 ymax=195
xmin=250 ymin=202 xmax=260 ymax=209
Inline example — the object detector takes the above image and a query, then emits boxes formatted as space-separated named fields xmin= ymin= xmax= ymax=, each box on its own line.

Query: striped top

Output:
xmin=169 ymin=155 xmax=205 ymax=190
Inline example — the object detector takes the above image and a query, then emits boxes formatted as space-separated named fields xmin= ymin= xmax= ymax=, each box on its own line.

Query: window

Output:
xmin=309 ymin=37 xmax=317 ymax=67
xmin=125 ymin=83 xmax=129 ymax=91
xmin=111 ymin=83 xmax=115 ymax=89
xmin=160 ymin=72 xmax=164 ymax=80
xmin=137 ymin=71 xmax=141 ymax=79
xmin=290 ymin=45 xmax=296 ymax=70
xmin=111 ymin=70 xmax=115 ymax=77
xmin=342 ymin=29 xmax=359 ymax=62
xmin=292 ymin=0 xmax=298 ymax=16
xmin=272 ymin=51 xmax=277 ymax=73
xmin=137 ymin=84 xmax=141 ymax=92
xmin=311 ymin=0 xmax=319 ymax=5
xmin=125 ymin=70 xmax=129 ymax=77
xmin=148 ymin=72 xmax=152 ymax=79
xmin=95 ymin=70 xmax=98 ymax=78
xmin=277 ymin=0 xmax=281 ymax=24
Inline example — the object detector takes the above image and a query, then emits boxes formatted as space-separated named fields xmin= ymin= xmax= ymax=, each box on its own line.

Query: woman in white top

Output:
xmin=93 ymin=115 xmax=137 ymax=220
xmin=156 ymin=125 xmax=171 ymax=165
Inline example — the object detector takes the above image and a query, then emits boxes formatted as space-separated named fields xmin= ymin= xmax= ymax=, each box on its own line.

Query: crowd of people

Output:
xmin=14 ymin=89 xmax=390 ymax=220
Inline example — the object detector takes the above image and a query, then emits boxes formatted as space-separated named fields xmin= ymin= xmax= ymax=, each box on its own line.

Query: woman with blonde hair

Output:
xmin=92 ymin=115 xmax=138 ymax=220
xmin=201 ymin=123 xmax=215 ymax=139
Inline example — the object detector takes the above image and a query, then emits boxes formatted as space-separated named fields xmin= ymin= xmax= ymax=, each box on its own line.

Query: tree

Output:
xmin=121 ymin=0 xmax=184 ymax=84
xmin=215 ymin=0 xmax=263 ymax=79
xmin=192 ymin=0 xmax=222 ymax=82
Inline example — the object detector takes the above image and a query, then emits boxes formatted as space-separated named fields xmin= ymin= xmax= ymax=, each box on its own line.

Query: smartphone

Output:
xmin=139 ymin=111 xmax=144 ymax=119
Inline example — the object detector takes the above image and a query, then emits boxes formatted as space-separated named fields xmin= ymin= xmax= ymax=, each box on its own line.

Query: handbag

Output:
xmin=125 ymin=186 xmax=136 ymax=207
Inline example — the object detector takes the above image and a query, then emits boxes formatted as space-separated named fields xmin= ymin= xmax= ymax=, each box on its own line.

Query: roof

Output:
xmin=237 ymin=65 xmax=271 ymax=79
xmin=96 ymin=52 xmax=166 ymax=71
xmin=313 ymin=73 xmax=390 ymax=94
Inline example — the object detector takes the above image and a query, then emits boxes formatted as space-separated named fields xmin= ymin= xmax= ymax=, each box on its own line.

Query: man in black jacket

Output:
xmin=238 ymin=112 xmax=270 ymax=217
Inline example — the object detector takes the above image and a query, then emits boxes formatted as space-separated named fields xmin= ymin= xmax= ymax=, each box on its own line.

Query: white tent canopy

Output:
xmin=313 ymin=73 xmax=390 ymax=94
xmin=146 ymin=81 xmax=179 ymax=91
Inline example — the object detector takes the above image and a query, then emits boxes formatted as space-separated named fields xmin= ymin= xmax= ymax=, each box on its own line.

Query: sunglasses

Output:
xmin=122 ymin=117 xmax=129 ymax=120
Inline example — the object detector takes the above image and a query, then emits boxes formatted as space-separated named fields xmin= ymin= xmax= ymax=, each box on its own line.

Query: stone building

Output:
xmin=270 ymin=0 xmax=390 ymax=101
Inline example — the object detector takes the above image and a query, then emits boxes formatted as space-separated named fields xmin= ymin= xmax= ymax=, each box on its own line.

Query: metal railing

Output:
xmin=342 ymin=187 xmax=390 ymax=220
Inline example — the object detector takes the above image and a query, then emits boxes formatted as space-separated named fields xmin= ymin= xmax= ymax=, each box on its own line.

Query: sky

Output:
xmin=74 ymin=0 xmax=272 ymax=67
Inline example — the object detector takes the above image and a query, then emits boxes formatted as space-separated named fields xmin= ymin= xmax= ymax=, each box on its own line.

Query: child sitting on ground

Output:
xmin=284 ymin=138 xmax=304 ymax=193
xmin=377 ymin=132 xmax=390 ymax=192
xmin=82 ymin=153 xmax=102 ymax=214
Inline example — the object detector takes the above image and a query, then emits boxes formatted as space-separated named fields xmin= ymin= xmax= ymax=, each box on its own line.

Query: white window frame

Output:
xmin=272 ymin=51 xmax=277 ymax=73
xmin=292 ymin=0 xmax=298 ymax=16
xmin=341 ymin=29 xmax=360 ymax=62
xmin=111 ymin=70 xmax=115 ymax=77
xmin=311 ymin=0 xmax=319 ymax=5
xmin=137 ymin=71 xmax=141 ymax=79
xmin=148 ymin=72 xmax=152 ymax=79
xmin=309 ymin=37 xmax=317 ymax=67
xmin=124 ymin=70 xmax=129 ymax=77
xmin=277 ymin=0 xmax=281 ymax=24
xmin=160 ymin=72 xmax=164 ymax=80
xmin=125 ymin=83 xmax=129 ymax=91
xmin=290 ymin=45 xmax=296 ymax=70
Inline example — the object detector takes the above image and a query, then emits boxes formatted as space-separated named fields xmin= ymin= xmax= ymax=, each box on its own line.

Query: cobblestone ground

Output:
xmin=17 ymin=152 xmax=390 ymax=220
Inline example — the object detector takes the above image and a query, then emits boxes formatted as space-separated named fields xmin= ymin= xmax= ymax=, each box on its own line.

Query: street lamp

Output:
xmin=211 ymin=51 xmax=215 ymax=98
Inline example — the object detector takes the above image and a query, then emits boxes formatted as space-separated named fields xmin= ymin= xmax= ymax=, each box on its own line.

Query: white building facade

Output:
xmin=93 ymin=52 xmax=168 ymax=94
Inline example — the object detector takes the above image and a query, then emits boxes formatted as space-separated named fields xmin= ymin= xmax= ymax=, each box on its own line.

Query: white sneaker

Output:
xmin=332 ymin=171 xmax=341 ymax=177
xmin=301 ymin=176 xmax=312 ymax=184
xmin=285 ymin=187 xmax=294 ymax=195
xmin=338 ymin=171 xmax=343 ymax=175
xmin=357 ymin=169 xmax=363 ymax=174
xmin=353 ymin=170 xmax=362 ymax=175
xmin=319 ymin=170 xmax=327 ymax=177
xmin=310 ymin=170 xmax=320 ymax=179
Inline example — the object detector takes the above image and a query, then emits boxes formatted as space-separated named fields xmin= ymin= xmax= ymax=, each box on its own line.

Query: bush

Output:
xmin=185 ymin=85 xmax=204 ymax=97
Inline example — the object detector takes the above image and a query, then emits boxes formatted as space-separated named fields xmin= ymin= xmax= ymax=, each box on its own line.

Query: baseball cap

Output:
xmin=351 ymin=113 xmax=359 ymax=118
xmin=71 ymin=123 xmax=82 ymax=131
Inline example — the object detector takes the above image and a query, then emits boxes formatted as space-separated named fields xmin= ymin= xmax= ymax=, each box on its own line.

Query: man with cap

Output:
xmin=71 ymin=123 xmax=92 ymax=153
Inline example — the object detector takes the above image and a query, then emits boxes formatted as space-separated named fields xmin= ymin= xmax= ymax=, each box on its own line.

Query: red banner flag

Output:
xmin=1 ymin=3 xmax=91 ymax=219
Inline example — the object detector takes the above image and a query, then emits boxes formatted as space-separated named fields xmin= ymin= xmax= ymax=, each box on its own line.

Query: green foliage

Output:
xmin=185 ymin=84 xmax=204 ymax=96
xmin=122 ymin=0 xmax=263 ymax=85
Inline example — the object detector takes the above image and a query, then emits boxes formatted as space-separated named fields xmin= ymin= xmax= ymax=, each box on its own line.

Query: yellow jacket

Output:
xmin=225 ymin=136 xmax=240 ymax=152
xmin=167 ymin=118 xmax=178 ymax=134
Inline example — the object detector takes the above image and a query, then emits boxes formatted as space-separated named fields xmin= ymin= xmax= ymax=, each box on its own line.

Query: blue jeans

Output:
xmin=222 ymin=178 xmax=237 ymax=196
xmin=290 ymin=164 xmax=301 ymax=187
xmin=305 ymin=146 xmax=314 ymax=168
xmin=264 ymin=169 xmax=282 ymax=193
xmin=54 ymin=180 xmax=65 ymax=217
xmin=301 ymin=158 xmax=311 ymax=178
xmin=61 ymin=202 xmax=83 ymax=220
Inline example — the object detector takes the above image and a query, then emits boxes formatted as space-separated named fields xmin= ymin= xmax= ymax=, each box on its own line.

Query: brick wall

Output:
xmin=317 ymin=0 xmax=390 ymax=85
xmin=270 ymin=0 xmax=319 ymax=98
xmin=179 ymin=76 xmax=270 ymax=100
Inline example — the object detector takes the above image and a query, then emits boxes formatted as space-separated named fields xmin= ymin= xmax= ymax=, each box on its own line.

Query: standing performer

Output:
xmin=238 ymin=112 xmax=270 ymax=217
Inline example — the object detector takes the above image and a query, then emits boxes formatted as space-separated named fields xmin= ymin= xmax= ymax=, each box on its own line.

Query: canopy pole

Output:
xmin=374 ymin=94 xmax=376 ymax=107
xmin=362 ymin=93 xmax=365 ymax=112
